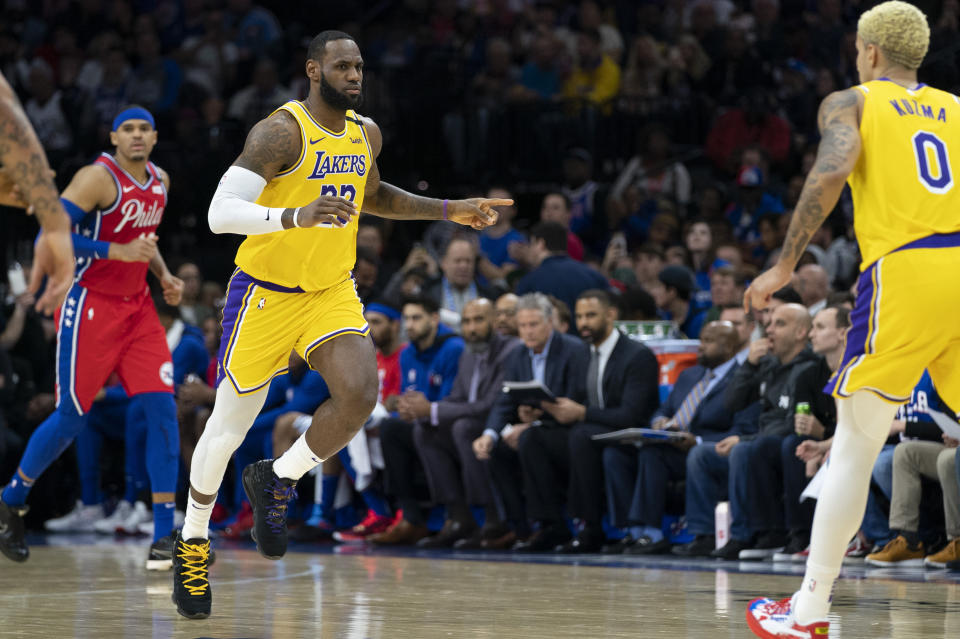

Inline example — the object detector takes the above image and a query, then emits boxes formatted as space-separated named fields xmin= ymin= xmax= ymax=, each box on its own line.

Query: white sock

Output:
xmin=273 ymin=434 xmax=323 ymax=481
xmin=794 ymin=391 xmax=899 ymax=624
xmin=181 ymin=495 xmax=214 ymax=540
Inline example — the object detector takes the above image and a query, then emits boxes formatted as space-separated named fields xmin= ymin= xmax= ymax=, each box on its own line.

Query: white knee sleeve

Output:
xmin=189 ymin=382 xmax=269 ymax=495
xmin=796 ymin=390 xmax=901 ymax=623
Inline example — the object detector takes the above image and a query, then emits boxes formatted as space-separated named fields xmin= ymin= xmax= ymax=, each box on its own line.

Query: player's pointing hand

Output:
xmin=448 ymin=198 xmax=511 ymax=230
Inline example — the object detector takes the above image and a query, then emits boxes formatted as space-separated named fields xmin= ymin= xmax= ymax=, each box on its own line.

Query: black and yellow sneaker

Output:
xmin=242 ymin=460 xmax=298 ymax=560
xmin=171 ymin=532 xmax=212 ymax=619
xmin=0 ymin=501 xmax=29 ymax=563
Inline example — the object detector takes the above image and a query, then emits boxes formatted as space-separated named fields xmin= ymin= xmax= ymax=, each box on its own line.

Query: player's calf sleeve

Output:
xmin=795 ymin=391 xmax=900 ymax=624
xmin=189 ymin=382 xmax=267 ymax=496
xmin=133 ymin=393 xmax=179 ymax=541
xmin=2 ymin=406 xmax=86 ymax=506
xmin=124 ymin=405 xmax=149 ymax=504
xmin=75 ymin=426 xmax=103 ymax=506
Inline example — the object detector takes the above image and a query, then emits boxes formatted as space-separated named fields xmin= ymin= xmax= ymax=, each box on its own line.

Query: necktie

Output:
xmin=468 ymin=354 xmax=486 ymax=402
xmin=674 ymin=370 xmax=714 ymax=431
xmin=587 ymin=347 xmax=600 ymax=409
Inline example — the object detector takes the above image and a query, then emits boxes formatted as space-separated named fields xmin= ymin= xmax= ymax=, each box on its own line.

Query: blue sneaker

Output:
xmin=242 ymin=460 xmax=298 ymax=559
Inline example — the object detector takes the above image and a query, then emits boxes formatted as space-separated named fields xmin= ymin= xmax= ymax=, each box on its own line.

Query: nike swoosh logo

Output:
xmin=309 ymin=137 xmax=325 ymax=145
xmin=122 ymin=185 xmax=135 ymax=193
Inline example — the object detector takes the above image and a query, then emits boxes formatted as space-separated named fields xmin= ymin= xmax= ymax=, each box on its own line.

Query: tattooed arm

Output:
xmin=0 ymin=73 xmax=70 ymax=232
xmin=744 ymin=89 xmax=862 ymax=311
xmin=360 ymin=117 xmax=506 ymax=228
xmin=0 ymin=72 xmax=75 ymax=314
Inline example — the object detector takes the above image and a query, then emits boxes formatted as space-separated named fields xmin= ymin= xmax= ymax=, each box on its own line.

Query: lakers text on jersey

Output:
xmin=234 ymin=101 xmax=372 ymax=292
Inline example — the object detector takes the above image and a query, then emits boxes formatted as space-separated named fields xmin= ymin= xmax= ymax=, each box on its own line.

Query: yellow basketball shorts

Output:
xmin=826 ymin=239 xmax=960 ymax=404
xmin=216 ymin=269 xmax=368 ymax=394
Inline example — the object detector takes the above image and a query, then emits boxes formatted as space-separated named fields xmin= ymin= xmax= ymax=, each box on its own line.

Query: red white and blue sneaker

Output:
xmin=746 ymin=594 xmax=830 ymax=638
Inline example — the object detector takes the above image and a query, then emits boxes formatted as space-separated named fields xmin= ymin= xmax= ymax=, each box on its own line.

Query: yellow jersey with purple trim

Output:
xmin=849 ymin=79 xmax=960 ymax=268
xmin=234 ymin=101 xmax=372 ymax=291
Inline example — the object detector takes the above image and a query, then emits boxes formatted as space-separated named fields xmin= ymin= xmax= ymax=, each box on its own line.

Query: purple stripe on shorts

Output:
xmin=216 ymin=270 xmax=256 ymax=388
xmin=824 ymin=262 xmax=875 ymax=396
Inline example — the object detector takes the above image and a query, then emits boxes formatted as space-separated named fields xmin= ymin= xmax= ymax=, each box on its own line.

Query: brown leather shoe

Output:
xmin=368 ymin=519 xmax=430 ymax=546
xmin=454 ymin=522 xmax=511 ymax=550
xmin=480 ymin=530 xmax=517 ymax=550
xmin=417 ymin=519 xmax=477 ymax=549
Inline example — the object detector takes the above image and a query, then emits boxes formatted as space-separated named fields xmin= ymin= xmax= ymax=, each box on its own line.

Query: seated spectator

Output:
xmin=865 ymin=431 xmax=960 ymax=569
xmin=513 ymin=33 xmax=562 ymax=102
xmin=619 ymin=285 xmax=659 ymax=321
xmin=764 ymin=306 xmax=847 ymax=561
xmin=536 ymin=290 xmax=659 ymax=553
xmin=793 ymin=264 xmax=831 ymax=316
xmin=632 ymin=243 xmax=665 ymax=292
xmin=477 ymin=187 xmax=525 ymax=284
xmin=685 ymin=219 xmax=727 ymax=312
xmin=863 ymin=369 xmax=960 ymax=568
xmin=719 ymin=303 xmax=756 ymax=364
xmin=705 ymin=89 xmax=791 ymax=172
xmin=354 ymin=247 xmax=382 ymax=303
xmin=605 ymin=321 xmax=743 ymax=555
xmin=515 ymin=221 xmax=609 ymax=318
xmin=175 ymin=262 xmax=214 ymax=327
xmin=693 ymin=304 xmax=827 ymax=560
xmin=561 ymin=148 xmax=609 ymax=254
xmin=124 ymin=30 xmax=181 ymax=119
xmin=547 ymin=295 xmax=573 ymax=335
xmin=539 ymin=192 xmax=585 ymax=262
xmin=609 ymin=128 xmax=691 ymax=234
xmin=472 ymin=293 xmax=589 ymax=550
xmin=562 ymin=29 xmax=621 ymax=110
xmin=494 ymin=293 xmax=519 ymax=337
xmin=369 ymin=296 xmax=465 ymax=545
xmin=705 ymin=266 xmax=745 ymax=322
xmin=227 ymin=58 xmax=294 ymax=132
xmin=406 ymin=299 xmax=521 ymax=548
xmin=651 ymin=265 xmax=706 ymax=338
xmin=724 ymin=165 xmax=785 ymax=246
xmin=424 ymin=237 xmax=499 ymax=329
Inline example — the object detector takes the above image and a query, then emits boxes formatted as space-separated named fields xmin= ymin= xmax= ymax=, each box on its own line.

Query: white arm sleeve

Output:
xmin=208 ymin=165 xmax=291 ymax=235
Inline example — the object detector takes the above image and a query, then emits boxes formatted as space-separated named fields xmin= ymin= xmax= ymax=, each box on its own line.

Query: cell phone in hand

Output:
xmin=7 ymin=262 xmax=27 ymax=296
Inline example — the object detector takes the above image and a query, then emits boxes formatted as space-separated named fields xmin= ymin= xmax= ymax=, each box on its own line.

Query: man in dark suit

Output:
xmin=401 ymin=299 xmax=521 ymax=548
xmin=472 ymin=293 xmax=589 ymax=550
xmin=602 ymin=321 xmax=744 ymax=555
xmin=514 ymin=221 xmax=609 ymax=317
xmin=543 ymin=289 xmax=661 ymax=553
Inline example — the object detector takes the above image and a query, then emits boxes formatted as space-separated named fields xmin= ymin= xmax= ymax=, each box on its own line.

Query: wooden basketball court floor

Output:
xmin=1 ymin=535 xmax=959 ymax=638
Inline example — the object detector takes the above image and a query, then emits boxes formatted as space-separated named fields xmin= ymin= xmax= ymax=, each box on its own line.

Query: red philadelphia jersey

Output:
xmin=77 ymin=153 xmax=167 ymax=297
xmin=376 ymin=345 xmax=405 ymax=404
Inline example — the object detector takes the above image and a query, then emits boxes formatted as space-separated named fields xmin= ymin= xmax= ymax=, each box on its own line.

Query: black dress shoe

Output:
xmin=626 ymin=535 xmax=672 ymax=555
xmin=601 ymin=535 xmax=636 ymax=554
xmin=512 ymin=524 xmax=571 ymax=552
xmin=556 ymin=528 xmax=605 ymax=554
xmin=710 ymin=537 xmax=753 ymax=560
xmin=671 ymin=535 xmax=716 ymax=558
xmin=417 ymin=520 xmax=477 ymax=549
xmin=454 ymin=522 xmax=511 ymax=549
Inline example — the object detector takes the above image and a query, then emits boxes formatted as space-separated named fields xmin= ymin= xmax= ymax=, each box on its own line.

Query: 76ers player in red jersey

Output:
xmin=0 ymin=106 xmax=185 ymax=569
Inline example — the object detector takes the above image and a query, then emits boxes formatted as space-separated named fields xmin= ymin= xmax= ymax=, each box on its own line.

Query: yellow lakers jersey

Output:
xmin=850 ymin=79 xmax=960 ymax=268
xmin=234 ymin=101 xmax=372 ymax=291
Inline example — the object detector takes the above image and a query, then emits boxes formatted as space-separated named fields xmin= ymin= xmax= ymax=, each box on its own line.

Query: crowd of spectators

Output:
xmin=1 ymin=0 xmax=959 ymax=570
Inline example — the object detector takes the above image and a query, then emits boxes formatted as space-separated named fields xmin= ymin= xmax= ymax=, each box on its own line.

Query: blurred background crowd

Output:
xmin=1 ymin=0 xmax=959 ymax=568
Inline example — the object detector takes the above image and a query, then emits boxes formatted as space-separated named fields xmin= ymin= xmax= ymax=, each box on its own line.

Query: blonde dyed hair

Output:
xmin=858 ymin=1 xmax=930 ymax=70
